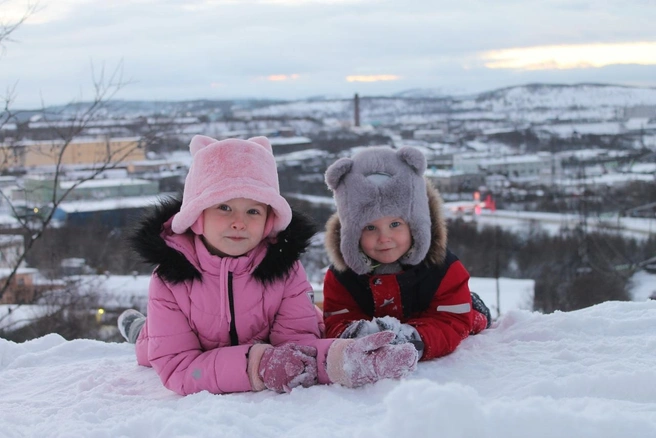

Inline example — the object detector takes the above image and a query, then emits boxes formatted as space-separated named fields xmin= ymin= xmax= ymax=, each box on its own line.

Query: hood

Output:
xmin=129 ymin=197 xmax=317 ymax=285
xmin=325 ymin=179 xmax=447 ymax=273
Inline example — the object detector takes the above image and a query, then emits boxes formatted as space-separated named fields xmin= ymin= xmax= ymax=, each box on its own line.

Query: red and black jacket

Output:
xmin=322 ymin=181 xmax=480 ymax=360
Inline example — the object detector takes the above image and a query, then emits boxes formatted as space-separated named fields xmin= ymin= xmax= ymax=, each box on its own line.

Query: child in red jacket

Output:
xmin=322 ymin=146 xmax=490 ymax=360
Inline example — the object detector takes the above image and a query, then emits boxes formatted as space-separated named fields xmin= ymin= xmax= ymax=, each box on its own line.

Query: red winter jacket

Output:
xmin=322 ymin=181 xmax=483 ymax=360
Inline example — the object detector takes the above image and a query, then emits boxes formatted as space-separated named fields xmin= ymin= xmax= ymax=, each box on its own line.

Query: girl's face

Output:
xmin=201 ymin=198 xmax=268 ymax=257
xmin=359 ymin=216 xmax=412 ymax=265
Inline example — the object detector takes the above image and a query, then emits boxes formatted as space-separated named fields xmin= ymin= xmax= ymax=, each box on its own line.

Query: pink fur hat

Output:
xmin=171 ymin=135 xmax=292 ymax=236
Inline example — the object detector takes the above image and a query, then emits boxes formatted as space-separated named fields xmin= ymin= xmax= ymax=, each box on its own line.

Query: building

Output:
xmin=454 ymin=153 xmax=558 ymax=184
xmin=0 ymin=267 xmax=39 ymax=305
xmin=53 ymin=195 xmax=162 ymax=227
xmin=18 ymin=176 xmax=159 ymax=205
xmin=0 ymin=235 xmax=24 ymax=269
xmin=424 ymin=168 xmax=485 ymax=193
xmin=269 ymin=136 xmax=313 ymax=154
xmin=0 ymin=137 xmax=145 ymax=170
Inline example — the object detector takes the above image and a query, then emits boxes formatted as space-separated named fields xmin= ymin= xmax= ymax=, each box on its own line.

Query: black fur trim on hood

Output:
xmin=129 ymin=197 xmax=317 ymax=285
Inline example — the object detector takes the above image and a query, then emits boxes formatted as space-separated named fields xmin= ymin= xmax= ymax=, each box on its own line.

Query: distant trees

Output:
xmin=0 ymin=276 xmax=103 ymax=342
xmin=309 ymin=131 xmax=393 ymax=153
xmin=448 ymin=218 xmax=654 ymax=314
xmin=25 ymin=218 xmax=149 ymax=277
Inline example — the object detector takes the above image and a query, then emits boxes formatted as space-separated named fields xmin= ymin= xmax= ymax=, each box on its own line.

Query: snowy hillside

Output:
xmin=463 ymin=83 xmax=656 ymax=111
xmin=1 ymin=300 xmax=655 ymax=437
xmin=246 ymin=83 xmax=656 ymax=122
xmin=25 ymin=83 xmax=656 ymax=145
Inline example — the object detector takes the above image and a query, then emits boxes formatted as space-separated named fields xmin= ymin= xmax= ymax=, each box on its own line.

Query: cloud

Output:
xmin=345 ymin=75 xmax=401 ymax=83
xmin=264 ymin=74 xmax=300 ymax=81
xmin=482 ymin=42 xmax=656 ymax=71
xmin=3 ymin=0 xmax=656 ymax=107
xmin=5 ymin=0 xmax=95 ymax=25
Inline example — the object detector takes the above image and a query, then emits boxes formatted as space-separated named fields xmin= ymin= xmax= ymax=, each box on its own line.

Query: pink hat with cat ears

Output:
xmin=171 ymin=135 xmax=292 ymax=236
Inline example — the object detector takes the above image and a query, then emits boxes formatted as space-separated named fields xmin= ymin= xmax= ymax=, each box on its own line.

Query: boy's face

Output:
xmin=359 ymin=216 xmax=412 ymax=265
xmin=201 ymin=198 xmax=268 ymax=257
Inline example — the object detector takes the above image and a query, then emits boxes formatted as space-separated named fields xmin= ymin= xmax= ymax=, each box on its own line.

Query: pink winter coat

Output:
xmin=130 ymin=198 xmax=334 ymax=395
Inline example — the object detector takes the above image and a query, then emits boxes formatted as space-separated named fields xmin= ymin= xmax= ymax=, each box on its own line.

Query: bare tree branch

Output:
xmin=0 ymin=60 xmax=137 ymax=302
xmin=0 ymin=1 xmax=39 ymax=51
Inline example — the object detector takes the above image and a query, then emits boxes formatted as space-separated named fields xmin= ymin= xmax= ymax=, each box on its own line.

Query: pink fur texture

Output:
xmin=171 ymin=135 xmax=292 ymax=236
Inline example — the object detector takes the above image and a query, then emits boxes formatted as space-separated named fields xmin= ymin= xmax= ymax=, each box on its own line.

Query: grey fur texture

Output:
xmin=325 ymin=146 xmax=432 ymax=274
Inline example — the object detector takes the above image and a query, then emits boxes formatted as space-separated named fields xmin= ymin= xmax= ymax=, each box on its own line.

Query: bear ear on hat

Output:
xmin=189 ymin=135 xmax=218 ymax=156
xmin=397 ymin=146 xmax=427 ymax=175
xmin=325 ymin=157 xmax=353 ymax=190
xmin=247 ymin=136 xmax=273 ymax=153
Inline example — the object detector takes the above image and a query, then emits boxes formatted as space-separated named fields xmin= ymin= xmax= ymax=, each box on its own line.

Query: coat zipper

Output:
xmin=227 ymin=271 xmax=238 ymax=346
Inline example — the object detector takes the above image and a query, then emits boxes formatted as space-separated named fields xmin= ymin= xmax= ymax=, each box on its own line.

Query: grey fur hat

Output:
xmin=325 ymin=146 xmax=431 ymax=274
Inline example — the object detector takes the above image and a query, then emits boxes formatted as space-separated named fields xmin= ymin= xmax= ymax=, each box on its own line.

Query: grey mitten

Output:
xmin=342 ymin=317 xmax=424 ymax=358
xmin=340 ymin=319 xmax=381 ymax=339
xmin=374 ymin=316 xmax=424 ymax=357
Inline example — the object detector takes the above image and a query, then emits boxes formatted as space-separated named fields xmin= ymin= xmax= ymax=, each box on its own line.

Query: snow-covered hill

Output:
xmin=468 ymin=83 xmax=656 ymax=112
xmin=32 ymin=83 xmax=656 ymax=128
xmin=246 ymin=83 xmax=656 ymax=120
xmin=1 ymin=300 xmax=655 ymax=437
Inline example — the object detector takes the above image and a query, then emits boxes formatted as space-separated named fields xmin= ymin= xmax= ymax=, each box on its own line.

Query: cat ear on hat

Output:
xmin=397 ymin=146 xmax=427 ymax=175
xmin=325 ymin=158 xmax=353 ymax=190
xmin=247 ymin=136 xmax=273 ymax=153
xmin=189 ymin=135 xmax=219 ymax=156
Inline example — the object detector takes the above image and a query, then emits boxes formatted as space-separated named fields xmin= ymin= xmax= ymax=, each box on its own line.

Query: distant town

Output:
xmin=0 ymin=83 xmax=655 ymax=341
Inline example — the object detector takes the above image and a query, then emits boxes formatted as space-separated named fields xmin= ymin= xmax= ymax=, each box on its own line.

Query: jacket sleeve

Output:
xmin=267 ymin=261 xmax=336 ymax=385
xmin=322 ymin=268 xmax=372 ymax=338
xmin=145 ymin=274 xmax=252 ymax=396
xmin=269 ymin=261 xmax=322 ymax=345
xmin=406 ymin=260 xmax=473 ymax=360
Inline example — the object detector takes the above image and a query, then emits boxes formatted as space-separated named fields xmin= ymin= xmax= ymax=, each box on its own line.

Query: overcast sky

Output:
xmin=2 ymin=0 xmax=656 ymax=108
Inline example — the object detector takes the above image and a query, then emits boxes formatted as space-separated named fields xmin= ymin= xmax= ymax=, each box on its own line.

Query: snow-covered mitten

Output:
xmin=374 ymin=316 xmax=424 ymax=357
xmin=258 ymin=344 xmax=318 ymax=393
xmin=247 ymin=343 xmax=318 ymax=393
xmin=470 ymin=291 xmax=491 ymax=333
xmin=117 ymin=309 xmax=146 ymax=344
xmin=340 ymin=319 xmax=381 ymax=339
xmin=326 ymin=331 xmax=418 ymax=388
xmin=372 ymin=315 xmax=402 ymax=334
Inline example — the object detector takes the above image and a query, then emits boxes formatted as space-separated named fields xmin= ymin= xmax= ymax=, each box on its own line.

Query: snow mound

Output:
xmin=1 ymin=300 xmax=655 ymax=437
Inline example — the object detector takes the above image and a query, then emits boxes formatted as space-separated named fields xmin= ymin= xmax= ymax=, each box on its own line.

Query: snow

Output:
xmin=625 ymin=163 xmax=656 ymax=174
xmin=466 ymin=209 xmax=656 ymax=241
xmin=555 ymin=173 xmax=655 ymax=188
xmin=58 ymin=178 xmax=153 ymax=190
xmin=0 ymin=272 xmax=534 ymax=331
xmin=1 ymin=300 xmax=655 ymax=437
xmin=269 ymin=136 xmax=312 ymax=146
xmin=629 ymin=271 xmax=656 ymax=301
xmin=468 ymin=277 xmax=534 ymax=317
xmin=57 ymin=195 xmax=166 ymax=214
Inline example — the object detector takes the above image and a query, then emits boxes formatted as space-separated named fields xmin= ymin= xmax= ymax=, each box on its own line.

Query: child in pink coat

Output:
xmin=118 ymin=135 xmax=417 ymax=396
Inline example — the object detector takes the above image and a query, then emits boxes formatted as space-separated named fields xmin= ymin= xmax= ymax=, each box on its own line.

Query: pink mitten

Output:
xmin=258 ymin=344 xmax=318 ymax=393
xmin=327 ymin=331 xmax=418 ymax=388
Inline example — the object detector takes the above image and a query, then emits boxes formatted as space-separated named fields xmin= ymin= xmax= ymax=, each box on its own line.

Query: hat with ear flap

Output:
xmin=171 ymin=135 xmax=292 ymax=237
xmin=325 ymin=146 xmax=431 ymax=274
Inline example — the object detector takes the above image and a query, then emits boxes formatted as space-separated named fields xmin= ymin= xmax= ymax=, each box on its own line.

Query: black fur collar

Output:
xmin=129 ymin=197 xmax=317 ymax=285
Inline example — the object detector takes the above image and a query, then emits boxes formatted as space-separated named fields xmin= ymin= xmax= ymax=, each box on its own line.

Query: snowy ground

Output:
xmin=1 ymin=300 xmax=655 ymax=438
